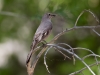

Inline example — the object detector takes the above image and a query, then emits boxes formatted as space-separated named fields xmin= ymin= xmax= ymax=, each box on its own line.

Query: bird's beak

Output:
xmin=49 ymin=14 xmax=56 ymax=19
xmin=51 ymin=14 xmax=56 ymax=17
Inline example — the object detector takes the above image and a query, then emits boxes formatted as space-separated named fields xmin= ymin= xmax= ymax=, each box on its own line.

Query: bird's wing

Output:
xmin=34 ymin=28 xmax=51 ymax=42
xmin=34 ymin=33 xmax=42 ymax=42
xmin=34 ymin=21 xmax=52 ymax=42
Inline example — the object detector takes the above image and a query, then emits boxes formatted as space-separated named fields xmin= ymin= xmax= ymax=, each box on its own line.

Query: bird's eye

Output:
xmin=48 ymin=13 xmax=50 ymax=16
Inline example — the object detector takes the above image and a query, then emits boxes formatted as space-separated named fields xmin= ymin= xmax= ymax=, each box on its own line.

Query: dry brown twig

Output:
xmin=26 ymin=9 xmax=100 ymax=75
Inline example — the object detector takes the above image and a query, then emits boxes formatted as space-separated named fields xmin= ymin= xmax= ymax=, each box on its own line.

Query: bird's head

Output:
xmin=42 ymin=13 xmax=56 ymax=20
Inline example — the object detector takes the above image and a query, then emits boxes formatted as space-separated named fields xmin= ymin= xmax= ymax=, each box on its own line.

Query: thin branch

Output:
xmin=75 ymin=9 xmax=100 ymax=74
xmin=50 ymin=25 xmax=100 ymax=43
xmin=44 ymin=45 xmax=71 ymax=74
xmin=82 ymin=54 xmax=100 ymax=60
xmin=57 ymin=43 xmax=75 ymax=64
xmin=26 ymin=46 xmax=42 ymax=75
xmin=92 ymin=29 xmax=100 ymax=36
xmin=85 ymin=9 xmax=99 ymax=23
xmin=74 ymin=10 xmax=85 ymax=27
xmin=44 ymin=46 xmax=53 ymax=73
xmin=47 ymin=44 xmax=96 ymax=75
xmin=82 ymin=53 xmax=100 ymax=74
xmin=69 ymin=61 xmax=100 ymax=75
xmin=54 ymin=47 xmax=71 ymax=60
xmin=30 ymin=46 xmax=48 ymax=75
xmin=50 ymin=9 xmax=100 ymax=44
xmin=84 ymin=10 xmax=100 ymax=37
xmin=68 ymin=47 xmax=96 ymax=54
xmin=69 ymin=47 xmax=100 ymax=75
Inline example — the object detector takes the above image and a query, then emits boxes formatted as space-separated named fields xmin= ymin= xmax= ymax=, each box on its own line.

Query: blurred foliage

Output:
xmin=0 ymin=0 xmax=100 ymax=75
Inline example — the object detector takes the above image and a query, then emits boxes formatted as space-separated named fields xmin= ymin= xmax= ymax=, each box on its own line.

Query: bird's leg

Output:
xmin=41 ymin=40 xmax=48 ymax=47
xmin=42 ymin=40 xmax=47 ymax=44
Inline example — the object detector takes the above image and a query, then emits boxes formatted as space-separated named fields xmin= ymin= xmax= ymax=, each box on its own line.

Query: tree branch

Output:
xmin=69 ymin=61 xmax=100 ymax=75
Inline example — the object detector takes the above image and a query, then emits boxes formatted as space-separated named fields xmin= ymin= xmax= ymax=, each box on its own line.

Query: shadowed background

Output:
xmin=0 ymin=0 xmax=100 ymax=75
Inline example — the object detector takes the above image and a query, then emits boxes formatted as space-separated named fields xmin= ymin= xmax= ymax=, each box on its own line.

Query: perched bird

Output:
xmin=26 ymin=13 xmax=55 ymax=64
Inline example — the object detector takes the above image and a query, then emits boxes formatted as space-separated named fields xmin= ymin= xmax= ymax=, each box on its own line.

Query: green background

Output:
xmin=0 ymin=0 xmax=100 ymax=75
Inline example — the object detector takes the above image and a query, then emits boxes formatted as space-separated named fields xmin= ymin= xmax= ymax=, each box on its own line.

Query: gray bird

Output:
xmin=26 ymin=13 xmax=55 ymax=64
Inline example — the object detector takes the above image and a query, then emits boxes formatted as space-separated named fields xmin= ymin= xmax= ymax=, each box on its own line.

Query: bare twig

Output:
xmin=44 ymin=46 xmax=53 ymax=73
xmin=26 ymin=46 xmax=42 ymax=75
xmin=92 ymin=29 xmax=100 ymax=36
xmin=85 ymin=10 xmax=100 ymax=74
xmin=68 ymin=47 xmax=100 ymax=74
xmin=57 ymin=43 xmax=75 ymax=64
xmin=54 ymin=47 xmax=71 ymax=60
xmin=50 ymin=25 xmax=100 ymax=44
xmin=85 ymin=9 xmax=99 ymax=23
xmin=85 ymin=10 xmax=100 ymax=37
xmin=44 ymin=45 xmax=71 ymax=74
xmin=47 ymin=44 xmax=96 ymax=75
xmin=74 ymin=10 xmax=85 ymax=27
xmin=82 ymin=54 xmax=100 ymax=60
xmin=69 ymin=61 xmax=100 ymax=75
xmin=30 ymin=46 xmax=48 ymax=75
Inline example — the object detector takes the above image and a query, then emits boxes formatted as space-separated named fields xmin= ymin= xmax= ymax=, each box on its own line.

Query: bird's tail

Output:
xmin=26 ymin=41 xmax=37 ymax=65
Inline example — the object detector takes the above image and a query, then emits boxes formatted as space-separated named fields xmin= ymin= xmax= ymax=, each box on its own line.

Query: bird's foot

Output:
xmin=41 ymin=40 xmax=48 ymax=47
